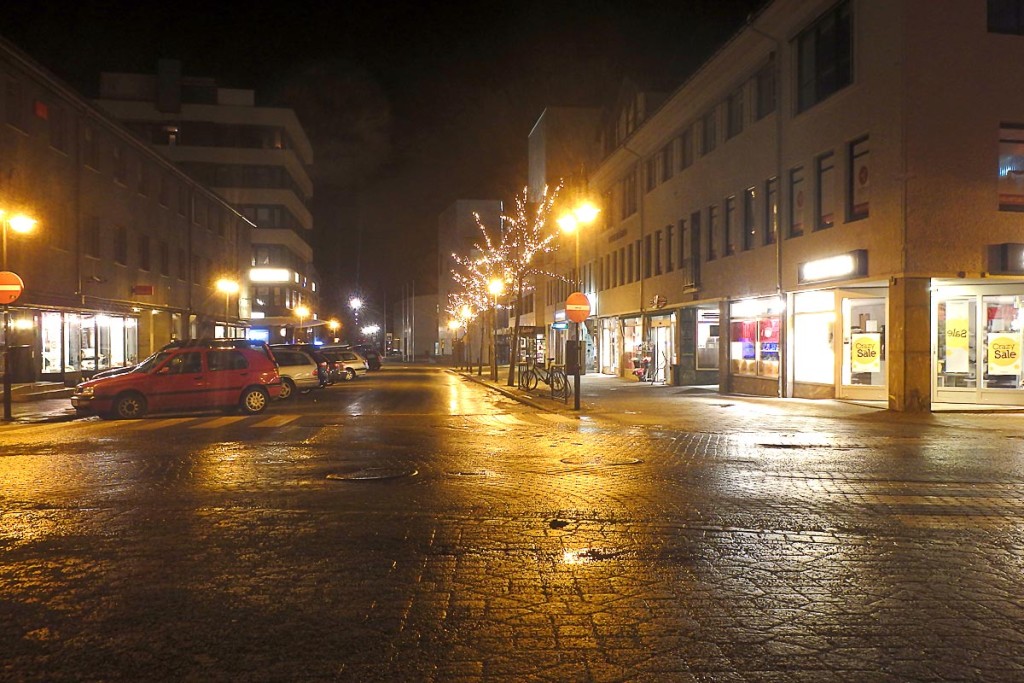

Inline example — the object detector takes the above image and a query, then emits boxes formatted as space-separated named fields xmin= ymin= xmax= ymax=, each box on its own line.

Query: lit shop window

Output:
xmin=793 ymin=291 xmax=835 ymax=384
xmin=729 ymin=298 xmax=782 ymax=379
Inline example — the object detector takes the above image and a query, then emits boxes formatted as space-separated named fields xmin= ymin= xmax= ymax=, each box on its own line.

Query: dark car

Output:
xmin=71 ymin=341 xmax=282 ymax=419
xmin=352 ymin=344 xmax=383 ymax=371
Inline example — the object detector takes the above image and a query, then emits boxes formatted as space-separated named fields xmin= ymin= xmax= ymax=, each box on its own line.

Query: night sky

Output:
xmin=0 ymin=0 xmax=764 ymax=315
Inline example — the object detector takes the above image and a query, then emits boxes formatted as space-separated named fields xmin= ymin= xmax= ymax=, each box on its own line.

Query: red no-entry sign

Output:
xmin=565 ymin=291 xmax=590 ymax=323
xmin=0 ymin=271 xmax=24 ymax=305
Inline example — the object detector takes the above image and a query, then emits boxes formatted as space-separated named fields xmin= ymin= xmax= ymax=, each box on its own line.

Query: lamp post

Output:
xmin=488 ymin=278 xmax=505 ymax=381
xmin=294 ymin=304 xmax=310 ymax=343
xmin=1 ymin=211 xmax=37 ymax=421
xmin=215 ymin=277 xmax=239 ymax=337
xmin=558 ymin=201 xmax=600 ymax=411
xmin=328 ymin=319 xmax=341 ymax=343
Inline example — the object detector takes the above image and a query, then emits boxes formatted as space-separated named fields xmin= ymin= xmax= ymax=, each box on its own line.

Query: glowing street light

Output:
xmin=215 ymin=277 xmax=239 ymax=334
xmin=559 ymin=200 xmax=600 ymax=411
xmin=294 ymin=304 xmax=310 ymax=343
xmin=1 ymin=210 xmax=38 ymax=421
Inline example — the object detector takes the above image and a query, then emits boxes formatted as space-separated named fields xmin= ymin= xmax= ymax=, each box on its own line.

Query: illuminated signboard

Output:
xmin=798 ymin=250 xmax=867 ymax=284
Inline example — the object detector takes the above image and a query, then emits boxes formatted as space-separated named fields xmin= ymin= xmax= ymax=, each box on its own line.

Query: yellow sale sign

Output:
xmin=945 ymin=301 xmax=970 ymax=373
xmin=987 ymin=332 xmax=1021 ymax=376
xmin=851 ymin=333 xmax=881 ymax=373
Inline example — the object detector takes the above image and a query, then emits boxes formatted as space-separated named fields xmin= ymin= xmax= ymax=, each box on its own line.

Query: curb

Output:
xmin=451 ymin=370 xmax=580 ymax=416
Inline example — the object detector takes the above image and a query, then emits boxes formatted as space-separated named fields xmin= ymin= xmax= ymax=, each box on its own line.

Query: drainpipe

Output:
xmin=747 ymin=17 xmax=786 ymax=399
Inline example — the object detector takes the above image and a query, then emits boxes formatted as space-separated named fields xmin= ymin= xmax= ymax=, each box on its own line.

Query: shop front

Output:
xmin=31 ymin=310 xmax=140 ymax=384
xmin=646 ymin=313 xmax=676 ymax=383
xmin=933 ymin=282 xmax=1024 ymax=406
xmin=599 ymin=316 xmax=620 ymax=375
xmin=676 ymin=305 xmax=720 ymax=386
xmin=728 ymin=296 xmax=783 ymax=397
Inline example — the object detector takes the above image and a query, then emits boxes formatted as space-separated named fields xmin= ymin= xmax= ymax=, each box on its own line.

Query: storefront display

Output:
xmin=695 ymin=308 xmax=719 ymax=370
xmin=793 ymin=291 xmax=835 ymax=384
xmin=729 ymin=298 xmax=782 ymax=379
xmin=39 ymin=311 xmax=139 ymax=379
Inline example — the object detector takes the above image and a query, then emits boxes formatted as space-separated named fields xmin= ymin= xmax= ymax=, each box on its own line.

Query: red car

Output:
xmin=71 ymin=342 xmax=282 ymax=419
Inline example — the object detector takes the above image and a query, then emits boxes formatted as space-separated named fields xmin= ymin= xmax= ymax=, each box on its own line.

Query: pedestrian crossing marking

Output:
xmin=537 ymin=413 xmax=577 ymax=424
xmin=253 ymin=414 xmax=300 ymax=428
xmin=190 ymin=416 xmax=248 ymax=429
xmin=129 ymin=417 xmax=194 ymax=431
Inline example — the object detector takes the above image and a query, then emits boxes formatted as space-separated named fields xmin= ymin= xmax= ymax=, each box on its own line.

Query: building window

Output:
xmin=159 ymin=241 xmax=170 ymax=276
xmin=707 ymin=205 xmax=719 ymax=261
xmin=680 ymin=128 xmax=694 ymax=169
xmin=84 ymin=216 xmax=101 ymax=258
xmin=645 ymin=157 xmax=657 ymax=193
xmin=138 ymin=233 xmax=151 ymax=271
xmin=849 ymin=137 xmax=870 ymax=219
xmin=645 ymin=234 xmax=654 ymax=278
xmin=816 ymin=151 xmax=836 ymax=229
xmin=666 ymin=223 xmax=674 ymax=272
xmin=689 ymin=212 xmax=702 ymax=286
xmin=660 ymin=142 xmax=674 ymax=182
xmin=724 ymin=196 xmax=737 ymax=256
xmin=178 ymin=248 xmax=187 ymax=281
xmin=765 ymin=177 xmax=779 ymax=245
xmin=634 ymin=239 xmax=641 ymax=281
xmin=113 ymin=145 xmax=128 ymax=185
xmin=789 ymin=166 xmax=806 ymax=237
xmin=159 ymin=175 xmax=170 ymax=207
xmin=5 ymin=79 xmax=27 ymax=131
xmin=83 ymin=125 xmax=99 ymax=169
xmin=726 ymin=87 xmax=744 ymax=140
xmin=114 ymin=226 xmax=128 ymax=266
xmin=755 ymin=56 xmax=777 ymax=120
xmin=677 ymin=218 xmax=687 ymax=275
xmin=49 ymin=104 xmax=68 ymax=152
xmin=743 ymin=187 xmax=757 ymax=251
xmin=621 ymin=167 xmax=638 ymax=218
xmin=796 ymin=1 xmax=852 ymax=113
xmin=989 ymin=0 xmax=1024 ymax=34
xmin=701 ymin=108 xmax=717 ymax=155
xmin=178 ymin=185 xmax=189 ymax=217
xmin=627 ymin=243 xmax=635 ymax=283
xmin=999 ymin=125 xmax=1024 ymax=210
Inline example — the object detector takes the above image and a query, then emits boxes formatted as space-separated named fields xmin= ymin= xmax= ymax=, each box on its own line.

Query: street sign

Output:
xmin=0 ymin=271 xmax=24 ymax=305
xmin=565 ymin=291 xmax=590 ymax=323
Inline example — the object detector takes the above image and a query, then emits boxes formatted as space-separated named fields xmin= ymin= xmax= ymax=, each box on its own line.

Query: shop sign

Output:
xmin=798 ymin=250 xmax=867 ymax=284
xmin=987 ymin=332 xmax=1022 ymax=376
xmin=131 ymin=284 xmax=154 ymax=296
xmin=945 ymin=301 xmax=970 ymax=373
xmin=851 ymin=333 xmax=881 ymax=373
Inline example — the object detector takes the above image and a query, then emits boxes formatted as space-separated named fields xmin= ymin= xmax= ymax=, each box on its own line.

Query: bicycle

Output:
xmin=519 ymin=358 xmax=572 ymax=401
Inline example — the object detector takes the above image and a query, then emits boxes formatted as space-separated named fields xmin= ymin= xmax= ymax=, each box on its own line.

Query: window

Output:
xmin=701 ymin=108 xmax=717 ymax=155
xmin=138 ymin=233 xmax=151 ymax=271
xmin=208 ymin=350 xmax=248 ymax=371
xmin=796 ymin=1 xmax=852 ymax=113
xmin=789 ymin=166 xmax=805 ymax=237
xmin=5 ymin=79 xmax=26 ymax=131
xmin=666 ymin=224 xmax=674 ymax=272
xmin=989 ymin=0 xmax=1024 ymax=34
xmin=743 ymin=187 xmax=757 ymax=251
xmin=159 ymin=174 xmax=170 ymax=207
xmin=644 ymin=234 xmax=653 ymax=278
xmin=816 ymin=151 xmax=836 ymax=229
xmin=84 ymin=216 xmax=101 ymax=258
xmin=708 ymin=205 xmax=719 ymax=261
xmin=83 ymin=125 xmax=99 ymax=169
xmin=755 ymin=56 xmax=777 ymax=120
xmin=621 ymin=167 xmax=638 ymax=218
xmin=113 ymin=145 xmax=127 ymax=185
xmin=159 ymin=241 xmax=170 ymax=276
xmin=849 ymin=137 xmax=870 ymax=219
xmin=165 ymin=352 xmax=203 ymax=375
xmin=178 ymin=248 xmax=187 ymax=281
xmin=49 ymin=104 xmax=68 ymax=151
xmin=765 ymin=177 xmax=779 ymax=245
xmin=724 ymin=196 xmax=738 ymax=256
xmin=689 ymin=211 xmax=702 ymax=286
xmin=680 ymin=128 xmax=694 ymax=169
xmin=627 ymin=243 xmax=635 ymax=283
xmin=114 ymin=226 xmax=128 ymax=265
xmin=178 ymin=185 xmax=189 ymax=217
xmin=999 ymin=125 xmax=1024 ymax=210
xmin=660 ymin=142 xmax=674 ymax=182
xmin=634 ymin=240 xmax=641 ymax=281
xmin=677 ymin=218 xmax=687 ymax=274
xmin=645 ymin=157 xmax=657 ymax=192
xmin=726 ymin=87 xmax=744 ymax=139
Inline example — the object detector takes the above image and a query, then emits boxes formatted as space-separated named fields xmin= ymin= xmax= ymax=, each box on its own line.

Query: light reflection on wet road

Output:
xmin=1 ymin=366 xmax=1023 ymax=681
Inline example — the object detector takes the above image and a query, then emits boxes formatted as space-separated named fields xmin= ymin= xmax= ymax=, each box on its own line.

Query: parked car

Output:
xmin=268 ymin=347 xmax=325 ymax=399
xmin=319 ymin=347 xmax=369 ymax=381
xmin=71 ymin=341 xmax=282 ymax=419
xmin=270 ymin=343 xmax=331 ymax=387
xmin=352 ymin=344 xmax=383 ymax=371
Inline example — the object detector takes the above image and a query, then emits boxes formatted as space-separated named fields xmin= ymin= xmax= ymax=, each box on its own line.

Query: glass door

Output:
xmin=934 ymin=295 xmax=978 ymax=404
xmin=839 ymin=290 xmax=887 ymax=400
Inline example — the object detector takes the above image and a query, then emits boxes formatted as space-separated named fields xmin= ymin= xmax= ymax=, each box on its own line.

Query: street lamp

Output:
xmin=488 ymin=278 xmax=505 ymax=381
xmin=558 ymin=200 xmax=600 ymax=411
xmin=215 ymin=277 xmax=239 ymax=337
xmin=1 ymin=210 xmax=37 ymax=421
xmin=328 ymin=319 xmax=341 ymax=343
xmin=294 ymin=304 xmax=310 ymax=343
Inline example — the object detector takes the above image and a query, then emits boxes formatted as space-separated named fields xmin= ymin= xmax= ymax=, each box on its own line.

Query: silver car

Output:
xmin=321 ymin=348 xmax=369 ymax=381
xmin=270 ymin=348 xmax=323 ymax=399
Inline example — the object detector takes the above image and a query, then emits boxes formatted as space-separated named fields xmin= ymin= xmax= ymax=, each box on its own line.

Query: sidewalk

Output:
xmin=0 ymin=382 xmax=77 ymax=424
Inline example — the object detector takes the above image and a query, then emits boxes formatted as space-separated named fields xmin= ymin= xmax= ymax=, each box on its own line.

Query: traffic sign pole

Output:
xmin=565 ymin=292 xmax=591 ymax=411
xmin=0 ymin=271 xmax=25 ymax=421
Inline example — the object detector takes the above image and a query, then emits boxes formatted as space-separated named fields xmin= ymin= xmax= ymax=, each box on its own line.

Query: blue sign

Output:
xmin=552 ymin=321 xmax=569 ymax=330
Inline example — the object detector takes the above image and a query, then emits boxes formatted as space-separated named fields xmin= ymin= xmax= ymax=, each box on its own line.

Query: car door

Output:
xmin=206 ymin=349 xmax=251 ymax=407
xmin=148 ymin=350 xmax=207 ymax=411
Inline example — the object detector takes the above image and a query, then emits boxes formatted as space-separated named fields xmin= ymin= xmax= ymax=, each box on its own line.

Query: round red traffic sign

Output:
xmin=565 ymin=291 xmax=590 ymax=323
xmin=0 ymin=271 xmax=24 ymax=305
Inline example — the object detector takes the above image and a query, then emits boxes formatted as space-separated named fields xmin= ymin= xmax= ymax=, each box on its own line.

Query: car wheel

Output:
xmin=343 ymin=368 xmax=356 ymax=381
xmin=111 ymin=392 xmax=147 ymax=419
xmin=278 ymin=377 xmax=295 ymax=400
xmin=239 ymin=387 xmax=269 ymax=415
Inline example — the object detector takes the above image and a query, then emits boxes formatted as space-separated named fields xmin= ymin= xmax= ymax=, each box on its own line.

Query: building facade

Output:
xmin=94 ymin=61 xmax=319 ymax=344
xmin=536 ymin=0 xmax=1024 ymax=411
xmin=0 ymin=36 xmax=253 ymax=385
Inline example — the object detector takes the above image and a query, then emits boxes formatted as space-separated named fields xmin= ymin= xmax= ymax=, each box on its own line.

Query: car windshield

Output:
xmin=136 ymin=351 xmax=174 ymax=373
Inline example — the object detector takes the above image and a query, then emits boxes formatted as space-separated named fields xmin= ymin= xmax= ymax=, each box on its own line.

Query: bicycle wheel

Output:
xmin=550 ymin=370 xmax=566 ymax=395
xmin=525 ymin=370 xmax=539 ymax=391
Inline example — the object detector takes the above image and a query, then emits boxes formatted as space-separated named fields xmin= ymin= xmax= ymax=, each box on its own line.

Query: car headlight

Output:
xmin=76 ymin=386 xmax=95 ymax=397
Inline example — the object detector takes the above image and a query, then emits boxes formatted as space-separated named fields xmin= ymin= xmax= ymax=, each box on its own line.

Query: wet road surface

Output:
xmin=2 ymin=366 xmax=1023 ymax=681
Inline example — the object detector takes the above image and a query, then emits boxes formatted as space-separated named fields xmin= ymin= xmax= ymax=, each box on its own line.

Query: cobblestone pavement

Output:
xmin=2 ymin=367 xmax=1024 ymax=681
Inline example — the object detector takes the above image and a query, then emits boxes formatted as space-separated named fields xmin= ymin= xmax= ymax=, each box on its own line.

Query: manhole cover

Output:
xmin=445 ymin=469 xmax=499 ymax=478
xmin=326 ymin=467 xmax=418 ymax=481
xmin=559 ymin=456 xmax=643 ymax=466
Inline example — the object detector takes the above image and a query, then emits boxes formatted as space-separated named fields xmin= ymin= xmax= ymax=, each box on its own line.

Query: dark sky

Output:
xmin=0 ymin=0 xmax=763 ymax=314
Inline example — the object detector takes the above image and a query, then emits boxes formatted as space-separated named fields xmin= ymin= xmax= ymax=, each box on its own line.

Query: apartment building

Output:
xmin=0 ymin=36 xmax=252 ymax=384
xmin=95 ymin=61 xmax=319 ymax=344
xmin=536 ymin=0 xmax=1024 ymax=411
